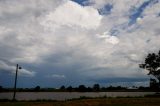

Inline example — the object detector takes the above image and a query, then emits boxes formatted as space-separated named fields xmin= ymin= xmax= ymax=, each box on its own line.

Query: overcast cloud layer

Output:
xmin=0 ymin=0 xmax=160 ymax=88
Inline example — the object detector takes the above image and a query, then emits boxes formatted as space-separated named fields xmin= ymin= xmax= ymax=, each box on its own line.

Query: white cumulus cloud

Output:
xmin=98 ymin=31 xmax=119 ymax=44
xmin=40 ymin=0 xmax=102 ymax=30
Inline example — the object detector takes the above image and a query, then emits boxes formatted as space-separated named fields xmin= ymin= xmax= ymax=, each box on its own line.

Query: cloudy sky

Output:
xmin=0 ymin=0 xmax=160 ymax=88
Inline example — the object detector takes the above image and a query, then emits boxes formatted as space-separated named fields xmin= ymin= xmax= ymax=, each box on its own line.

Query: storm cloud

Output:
xmin=0 ymin=0 xmax=160 ymax=87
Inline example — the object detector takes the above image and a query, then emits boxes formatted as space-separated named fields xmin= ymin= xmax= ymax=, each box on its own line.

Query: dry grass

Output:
xmin=1 ymin=98 xmax=160 ymax=106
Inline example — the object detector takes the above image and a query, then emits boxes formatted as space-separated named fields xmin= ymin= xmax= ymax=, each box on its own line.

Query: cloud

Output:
xmin=0 ymin=60 xmax=35 ymax=77
xmin=97 ymin=31 xmax=119 ymax=44
xmin=40 ymin=0 xmax=102 ymax=30
xmin=47 ymin=74 xmax=66 ymax=79
xmin=0 ymin=0 xmax=160 ymax=87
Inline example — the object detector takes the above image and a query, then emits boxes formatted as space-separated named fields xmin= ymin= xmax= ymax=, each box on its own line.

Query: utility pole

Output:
xmin=12 ymin=64 xmax=21 ymax=101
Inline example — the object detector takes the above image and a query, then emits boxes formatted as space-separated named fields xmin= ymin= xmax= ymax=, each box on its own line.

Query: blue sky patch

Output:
xmin=71 ymin=0 xmax=90 ymax=6
xmin=98 ymin=4 xmax=113 ymax=15
xmin=72 ymin=0 xmax=113 ymax=15
xmin=129 ymin=0 xmax=159 ymax=25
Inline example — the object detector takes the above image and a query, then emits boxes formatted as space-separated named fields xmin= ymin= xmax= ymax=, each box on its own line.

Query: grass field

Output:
xmin=1 ymin=98 xmax=160 ymax=106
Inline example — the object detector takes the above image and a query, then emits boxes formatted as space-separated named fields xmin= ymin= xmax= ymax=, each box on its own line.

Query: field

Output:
xmin=1 ymin=97 xmax=160 ymax=106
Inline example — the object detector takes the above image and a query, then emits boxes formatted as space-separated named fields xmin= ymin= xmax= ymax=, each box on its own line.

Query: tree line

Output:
xmin=0 ymin=84 xmax=156 ymax=92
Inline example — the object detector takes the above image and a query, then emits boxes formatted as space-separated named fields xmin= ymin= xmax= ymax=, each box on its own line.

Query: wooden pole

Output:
xmin=12 ymin=64 xmax=18 ymax=101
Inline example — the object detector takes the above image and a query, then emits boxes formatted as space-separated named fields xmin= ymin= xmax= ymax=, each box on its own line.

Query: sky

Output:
xmin=0 ymin=0 xmax=160 ymax=88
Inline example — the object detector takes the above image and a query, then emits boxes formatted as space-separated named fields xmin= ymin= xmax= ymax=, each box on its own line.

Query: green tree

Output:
xmin=60 ymin=85 xmax=65 ymax=90
xmin=78 ymin=85 xmax=86 ymax=92
xmin=67 ymin=86 xmax=72 ymax=92
xmin=139 ymin=51 xmax=160 ymax=88
xmin=0 ymin=86 xmax=3 ymax=92
xmin=93 ymin=84 xmax=100 ymax=91
xmin=34 ymin=86 xmax=40 ymax=91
